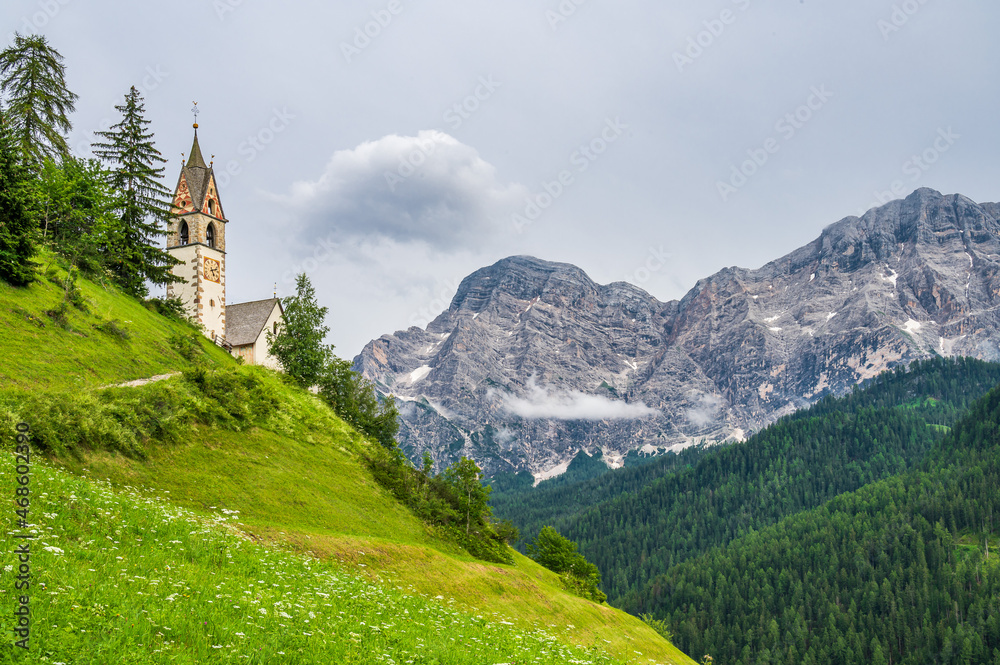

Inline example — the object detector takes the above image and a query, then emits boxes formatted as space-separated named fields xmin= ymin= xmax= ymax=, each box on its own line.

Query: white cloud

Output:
xmin=501 ymin=377 xmax=658 ymax=421
xmin=271 ymin=130 xmax=528 ymax=250
xmin=686 ymin=394 xmax=724 ymax=427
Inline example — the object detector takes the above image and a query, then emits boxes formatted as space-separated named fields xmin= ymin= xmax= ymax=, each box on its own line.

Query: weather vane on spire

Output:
xmin=192 ymin=101 xmax=200 ymax=130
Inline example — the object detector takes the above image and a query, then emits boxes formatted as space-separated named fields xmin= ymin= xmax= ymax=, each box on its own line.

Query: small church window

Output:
xmin=273 ymin=322 xmax=279 ymax=335
xmin=206 ymin=223 xmax=216 ymax=248
xmin=180 ymin=221 xmax=189 ymax=245
xmin=208 ymin=200 xmax=215 ymax=216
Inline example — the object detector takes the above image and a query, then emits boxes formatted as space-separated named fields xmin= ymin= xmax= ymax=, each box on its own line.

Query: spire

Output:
xmin=187 ymin=128 xmax=208 ymax=169
xmin=186 ymin=102 xmax=207 ymax=169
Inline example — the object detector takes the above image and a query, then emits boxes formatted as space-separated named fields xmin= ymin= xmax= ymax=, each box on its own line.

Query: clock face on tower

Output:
xmin=204 ymin=258 xmax=221 ymax=283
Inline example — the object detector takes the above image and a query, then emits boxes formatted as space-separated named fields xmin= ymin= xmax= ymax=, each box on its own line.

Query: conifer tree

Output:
xmin=443 ymin=457 xmax=491 ymax=536
xmin=268 ymin=273 xmax=335 ymax=387
xmin=92 ymin=86 xmax=178 ymax=296
xmin=0 ymin=33 xmax=78 ymax=166
xmin=33 ymin=155 xmax=118 ymax=274
xmin=0 ymin=108 xmax=37 ymax=285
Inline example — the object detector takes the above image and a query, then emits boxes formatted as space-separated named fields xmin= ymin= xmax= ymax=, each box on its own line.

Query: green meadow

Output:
xmin=0 ymin=265 xmax=693 ymax=665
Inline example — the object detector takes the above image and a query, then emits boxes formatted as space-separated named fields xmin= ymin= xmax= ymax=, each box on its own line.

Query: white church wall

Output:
xmin=256 ymin=304 xmax=285 ymax=371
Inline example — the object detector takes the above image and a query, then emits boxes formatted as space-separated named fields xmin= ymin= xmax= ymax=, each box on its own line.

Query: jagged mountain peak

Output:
xmin=355 ymin=190 xmax=1000 ymax=477
xmin=446 ymin=255 xmax=600 ymax=314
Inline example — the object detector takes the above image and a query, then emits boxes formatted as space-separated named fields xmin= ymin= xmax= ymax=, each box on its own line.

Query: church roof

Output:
xmin=175 ymin=127 xmax=221 ymax=217
xmin=187 ymin=130 xmax=208 ymax=169
xmin=226 ymin=298 xmax=282 ymax=347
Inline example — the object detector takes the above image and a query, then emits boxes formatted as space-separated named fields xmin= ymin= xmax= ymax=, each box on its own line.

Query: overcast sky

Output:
xmin=5 ymin=0 xmax=998 ymax=356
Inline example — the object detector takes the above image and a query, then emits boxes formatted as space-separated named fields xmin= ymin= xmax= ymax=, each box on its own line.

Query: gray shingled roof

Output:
xmin=226 ymin=298 xmax=282 ymax=347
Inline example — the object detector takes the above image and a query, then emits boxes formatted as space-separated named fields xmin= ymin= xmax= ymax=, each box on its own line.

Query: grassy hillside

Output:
xmin=0 ymin=269 xmax=693 ymax=664
xmin=0 ymin=461 xmax=646 ymax=664
xmin=0 ymin=257 xmax=234 ymax=391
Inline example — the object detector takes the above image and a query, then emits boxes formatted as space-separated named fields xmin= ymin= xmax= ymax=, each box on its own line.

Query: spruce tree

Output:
xmin=443 ymin=457 xmax=491 ymax=536
xmin=32 ymin=156 xmax=118 ymax=274
xmin=268 ymin=273 xmax=335 ymax=387
xmin=0 ymin=33 xmax=78 ymax=166
xmin=0 ymin=108 xmax=37 ymax=285
xmin=92 ymin=86 xmax=178 ymax=296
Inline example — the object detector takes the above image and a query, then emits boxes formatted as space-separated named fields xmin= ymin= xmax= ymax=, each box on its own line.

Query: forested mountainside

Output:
xmin=626 ymin=381 xmax=1000 ymax=665
xmin=491 ymin=357 xmax=1000 ymax=603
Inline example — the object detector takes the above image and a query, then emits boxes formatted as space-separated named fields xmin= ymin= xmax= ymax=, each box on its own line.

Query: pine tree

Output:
xmin=0 ymin=108 xmax=37 ymax=285
xmin=92 ymin=86 xmax=178 ymax=296
xmin=268 ymin=273 xmax=334 ymax=387
xmin=0 ymin=33 xmax=78 ymax=166
xmin=443 ymin=457 xmax=491 ymax=536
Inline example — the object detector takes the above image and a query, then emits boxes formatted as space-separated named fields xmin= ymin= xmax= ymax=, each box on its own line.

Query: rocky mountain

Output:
xmin=354 ymin=188 xmax=1000 ymax=477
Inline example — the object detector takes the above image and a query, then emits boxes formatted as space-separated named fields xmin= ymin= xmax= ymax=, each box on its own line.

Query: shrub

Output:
xmin=2 ymin=367 xmax=279 ymax=460
xmin=527 ymin=526 xmax=606 ymax=602
xmin=169 ymin=333 xmax=203 ymax=361
xmin=364 ymin=446 xmax=513 ymax=564
xmin=144 ymin=296 xmax=187 ymax=321
xmin=93 ymin=318 xmax=131 ymax=341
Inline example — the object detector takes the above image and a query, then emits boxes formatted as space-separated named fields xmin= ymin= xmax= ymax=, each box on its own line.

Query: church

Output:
xmin=165 ymin=118 xmax=284 ymax=370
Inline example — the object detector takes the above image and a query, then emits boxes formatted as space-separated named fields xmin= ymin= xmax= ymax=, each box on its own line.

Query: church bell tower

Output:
xmin=166 ymin=110 xmax=227 ymax=341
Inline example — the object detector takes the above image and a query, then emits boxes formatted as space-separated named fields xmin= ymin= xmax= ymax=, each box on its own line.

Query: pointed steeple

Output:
xmin=172 ymin=111 xmax=224 ymax=220
xmin=186 ymin=127 xmax=208 ymax=169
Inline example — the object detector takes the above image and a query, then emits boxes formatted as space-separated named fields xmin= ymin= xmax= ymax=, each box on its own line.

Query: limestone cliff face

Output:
xmin=354 ymin=189 xmax=1000 ymax=476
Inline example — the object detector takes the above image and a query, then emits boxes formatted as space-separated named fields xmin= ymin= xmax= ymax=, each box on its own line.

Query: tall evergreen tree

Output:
xmin=443 ymin=457 xmax=491 ymax=536
xmin=0 ymin=108 xmax=37 ymax=285
xmin=92 ymin=86 xmax=177 ymax=296
xmin=0 ymin=33 xmax=78 ymax=166
xmin=31 ymin=155 xmax=118 ymax=273
xmin=268 ymin=273 xmax=334 ymax=387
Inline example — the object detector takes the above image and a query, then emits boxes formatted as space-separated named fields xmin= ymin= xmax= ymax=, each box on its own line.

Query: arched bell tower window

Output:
xmin=208 ymin=200 xmax=215 ymax=216
xmin=206 ymin=222 xmax=216 ymax=248
xmin=179 ymin=220 xmax=189 ymax=245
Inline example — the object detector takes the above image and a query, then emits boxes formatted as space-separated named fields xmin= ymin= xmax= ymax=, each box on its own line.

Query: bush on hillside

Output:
xmin=1 ymin=367 xmax=279 ymax=459
xmin=527 ymin=526 xmax=606 ymax=602
xmin=365 ymin=447 xmax=513 ymax=564
xmin=144 ymin=296 xmax=187 ymax=321
xmin=93 ymin=318 xmax=130 ymax=341
xmin=317 ymin=357 xmax=399 ymax=449
xmin=168 ymin=333 xmax=203 ymax=361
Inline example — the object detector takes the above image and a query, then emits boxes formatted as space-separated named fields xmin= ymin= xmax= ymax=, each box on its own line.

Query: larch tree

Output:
xmin=268 ymin=272 xmax=335 ymax=388
xmin=0 ymin=33 xmax=78 ymax=166
xmin=0 ymin=108 xmax=37 ymax=285
xmin=92 ymin=86 xmax=178 ymax=296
